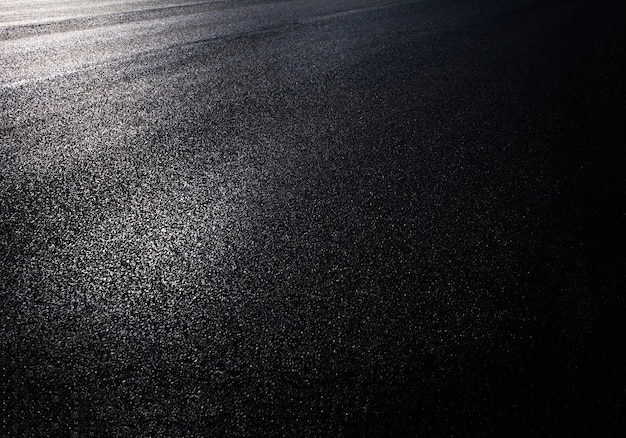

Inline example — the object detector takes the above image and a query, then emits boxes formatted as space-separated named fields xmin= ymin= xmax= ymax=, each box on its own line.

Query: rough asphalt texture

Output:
xmin=1 ymin=0 xmax=625 ymax=435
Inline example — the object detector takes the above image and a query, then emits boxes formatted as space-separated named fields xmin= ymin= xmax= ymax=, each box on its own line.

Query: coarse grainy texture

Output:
xmin=1 ymin=0 xmax=625 ymax=435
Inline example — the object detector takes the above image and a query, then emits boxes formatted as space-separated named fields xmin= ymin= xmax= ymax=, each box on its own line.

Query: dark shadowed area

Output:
xmin=1 ymin=0 xmax=625 ymax=435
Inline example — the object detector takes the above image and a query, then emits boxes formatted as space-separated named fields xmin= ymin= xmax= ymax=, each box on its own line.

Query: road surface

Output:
xmin=1 ymin=0 xmax=625 ymax=435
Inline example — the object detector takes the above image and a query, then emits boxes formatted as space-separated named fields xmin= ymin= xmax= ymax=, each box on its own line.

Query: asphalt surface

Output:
xmin=1 ymin=0 xmax=625 ymax=435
